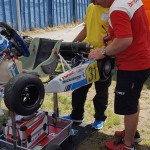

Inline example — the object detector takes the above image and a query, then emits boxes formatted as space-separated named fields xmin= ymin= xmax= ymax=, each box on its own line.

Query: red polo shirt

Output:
xmin=109 ymin=4 xmax=150 ymax=70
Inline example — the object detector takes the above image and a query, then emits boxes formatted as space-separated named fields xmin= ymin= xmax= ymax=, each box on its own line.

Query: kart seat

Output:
xmin=19 ymin=38 xmax=62 ymax=77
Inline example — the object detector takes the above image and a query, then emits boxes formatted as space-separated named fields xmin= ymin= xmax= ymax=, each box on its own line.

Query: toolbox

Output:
xmin=3 ymin=111 xmax=49 ymax=149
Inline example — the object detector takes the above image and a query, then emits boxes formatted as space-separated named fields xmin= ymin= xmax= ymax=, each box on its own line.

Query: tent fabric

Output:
xmin=142 ymin=0 xmax=150 ymax=9
xmin=142 ymin=0 xmax=150 ymax=30
xmin=142 ymin=0 xmax=150 ymax=46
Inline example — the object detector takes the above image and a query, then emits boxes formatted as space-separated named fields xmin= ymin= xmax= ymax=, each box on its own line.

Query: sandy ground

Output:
xmin=25 ymin=23 xmax=84 ymax=41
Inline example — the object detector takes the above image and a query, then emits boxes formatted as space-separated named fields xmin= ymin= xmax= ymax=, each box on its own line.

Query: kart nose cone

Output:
xmin=45 ymin=80 xmax=60 ymax=93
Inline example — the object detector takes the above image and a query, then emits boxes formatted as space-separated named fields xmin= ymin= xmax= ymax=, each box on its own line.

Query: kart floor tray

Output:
xmin=0 ymin=115 xmax=72 ymax=150
xmin=38 ymin=116 xmax=72 ymax=147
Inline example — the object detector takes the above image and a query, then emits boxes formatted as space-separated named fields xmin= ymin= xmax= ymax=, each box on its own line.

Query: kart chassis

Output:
xmin=0 ymin=40 xmax=76 ymax=150
xmin=0 ymin=22 xmax=112 ymax=150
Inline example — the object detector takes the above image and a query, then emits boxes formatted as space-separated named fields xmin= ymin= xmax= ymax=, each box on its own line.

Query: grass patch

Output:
xmin=106 ymin=109 xmax=121 ymax=127
xmin=0 ymin=79 xmax=150 ymax=149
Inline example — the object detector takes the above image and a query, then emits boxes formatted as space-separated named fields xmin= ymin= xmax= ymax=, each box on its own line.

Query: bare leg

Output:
xmin=124 ymin=104 xmax=140 ymax=146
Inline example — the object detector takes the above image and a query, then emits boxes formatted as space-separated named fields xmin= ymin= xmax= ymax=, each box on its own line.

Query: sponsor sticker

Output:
xmin=101 ymin=13 xmax=109 ymax=21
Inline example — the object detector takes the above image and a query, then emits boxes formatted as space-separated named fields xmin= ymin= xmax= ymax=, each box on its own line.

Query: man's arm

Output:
xmin=88 ymin=37 xmax=133 ymax=60
xmin=104 ymin=37 xmax=132 ymax=55
xmin=73 ymin=26 xmax=87 ymax=42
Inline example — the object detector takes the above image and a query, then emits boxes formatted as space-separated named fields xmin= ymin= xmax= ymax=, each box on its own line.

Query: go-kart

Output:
xmin=0 ymin=22 xmax=113 ymax=150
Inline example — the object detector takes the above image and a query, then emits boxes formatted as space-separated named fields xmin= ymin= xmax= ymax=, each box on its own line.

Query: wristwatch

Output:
xmin=101 ymin=48 xmax=108 ymax=57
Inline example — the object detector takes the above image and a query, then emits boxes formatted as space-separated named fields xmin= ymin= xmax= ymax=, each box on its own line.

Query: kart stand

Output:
xmin=0 ymin=96 xmax=73 ymax=150
xmin=0 ymin=76 xmax=74 ymax=150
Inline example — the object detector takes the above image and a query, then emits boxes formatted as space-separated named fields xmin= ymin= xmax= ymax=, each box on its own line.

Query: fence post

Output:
xmin=1 ymin=0 xmax=6 ymax=23
xmin=16 ymin=0 xmax=22 ymax=34
xmin=48 ymin=0 xmax=53 ymax=26
xmin=73 ymin=0 xmax=77 ymax=23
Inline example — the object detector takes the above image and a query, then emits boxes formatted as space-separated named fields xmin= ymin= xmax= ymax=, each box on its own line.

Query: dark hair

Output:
xmin=91 ymin=0 xmax=95 ymax=4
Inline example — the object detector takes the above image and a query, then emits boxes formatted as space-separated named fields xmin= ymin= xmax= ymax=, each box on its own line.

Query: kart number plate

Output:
xmin=86 ymin=61 xmax=100 ymax=83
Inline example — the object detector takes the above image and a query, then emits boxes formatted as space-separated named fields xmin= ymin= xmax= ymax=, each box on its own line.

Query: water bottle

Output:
xmin=8 ymin=62 xmax=19 ymax=77
xmin=0 ymin=34 xmax=9 ymax=54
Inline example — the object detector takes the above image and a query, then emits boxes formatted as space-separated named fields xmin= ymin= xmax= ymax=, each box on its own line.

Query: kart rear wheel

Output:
xmin=4 ymin=74 xmax=45 ymax=116
xmin=99 ymin=58 xmax=112 ymax=81
xmin=44 ymin=144 xmax=61 ymax=150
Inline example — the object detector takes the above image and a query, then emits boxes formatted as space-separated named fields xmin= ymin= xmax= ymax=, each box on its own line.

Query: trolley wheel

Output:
xmin=4 ymin=74 xmax=45 ymax=116
xmin=44 ymin=144 xmax=61 ymax=150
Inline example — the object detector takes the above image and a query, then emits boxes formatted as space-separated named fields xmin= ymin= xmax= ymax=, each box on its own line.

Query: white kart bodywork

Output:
xmin=45 ymin=59 xmax=100 ymax=93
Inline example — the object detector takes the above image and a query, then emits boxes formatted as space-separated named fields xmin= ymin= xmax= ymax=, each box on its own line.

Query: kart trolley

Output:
xmin=0 ymin=22 xmax=113 ymax=150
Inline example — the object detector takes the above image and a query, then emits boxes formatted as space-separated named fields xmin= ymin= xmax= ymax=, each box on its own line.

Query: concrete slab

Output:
xmin=31 ymin=23 xmax=84 ymax=42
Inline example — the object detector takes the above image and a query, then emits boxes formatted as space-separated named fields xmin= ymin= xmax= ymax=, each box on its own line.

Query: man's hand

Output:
xmin=103 ymin=34 xmax=111 ymax=46
xmin=88 ymin=48 xmax=105 ymax=60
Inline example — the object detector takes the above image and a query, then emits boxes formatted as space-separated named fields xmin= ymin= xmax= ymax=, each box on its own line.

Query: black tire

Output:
xmin=98 ymin=58 xmax=112 ymax=81
xmin=44 ymin=144 xmax=61 ymax=150
xmin=4 ymin=74 xmax=45 ymax=116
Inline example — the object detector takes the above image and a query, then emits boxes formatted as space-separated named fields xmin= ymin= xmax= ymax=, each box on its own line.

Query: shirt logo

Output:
xmin=115 ymin=90 xmax=125 ymax=95
xmin=101 ymin=13 xmax=109 ymax=21
xmin=128 ymin=0 xmax=139 ymax=7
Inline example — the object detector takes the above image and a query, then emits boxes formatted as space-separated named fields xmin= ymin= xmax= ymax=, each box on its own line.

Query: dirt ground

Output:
xmin=75 ymin=80 xmax=150 ymax=150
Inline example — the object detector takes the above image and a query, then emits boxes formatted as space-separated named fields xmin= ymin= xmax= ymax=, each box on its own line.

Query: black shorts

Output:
xmin=114 ymin=69 xmax=150 ymax=115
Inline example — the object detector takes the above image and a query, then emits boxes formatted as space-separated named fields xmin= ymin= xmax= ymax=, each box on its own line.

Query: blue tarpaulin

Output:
xmin=0 ymin=0 xmax=90 ymax=31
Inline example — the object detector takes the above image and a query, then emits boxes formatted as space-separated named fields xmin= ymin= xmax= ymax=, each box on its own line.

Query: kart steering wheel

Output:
xmin=0 ymin=22 xmax=30 ymax=57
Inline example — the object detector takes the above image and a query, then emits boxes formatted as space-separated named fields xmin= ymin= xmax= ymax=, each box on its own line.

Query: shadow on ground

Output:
xmin=61 ymin=122 xmax=150 ymax=150
xmin=135 ymin=144 xmax=150 ymax=150
xmin=60 ymin=123 xmax=96 ymax=150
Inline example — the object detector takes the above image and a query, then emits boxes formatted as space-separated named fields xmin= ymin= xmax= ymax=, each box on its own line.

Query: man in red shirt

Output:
xmin=89 ymin=0 xmax=150 ymax=149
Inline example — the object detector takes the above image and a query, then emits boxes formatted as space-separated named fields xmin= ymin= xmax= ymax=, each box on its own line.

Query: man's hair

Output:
xmin=91 ymin=0 xmax=95 ymax=4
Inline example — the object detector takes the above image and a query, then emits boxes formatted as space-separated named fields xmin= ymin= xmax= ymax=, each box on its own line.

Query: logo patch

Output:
xmin=128 ymin=0 xmax=139 ymax=7
xmin=101 ymin=13 xmax=109 ymax=21
xmin=115 ymin=90 xmax=125 ymax=95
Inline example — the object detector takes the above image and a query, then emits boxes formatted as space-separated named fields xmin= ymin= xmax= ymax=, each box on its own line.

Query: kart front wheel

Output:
xmin=4 ymin=74 xmax=45 ymax=116
xmin=98 ymin=58 xmax=112 ymax=81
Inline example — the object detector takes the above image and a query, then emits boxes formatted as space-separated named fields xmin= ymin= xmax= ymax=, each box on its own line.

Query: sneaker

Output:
xmin=105 ymin=139 xmax=136 ymax=150
xmin=62 ymin=115 xmax=82 ymax=123
xmin=115 ymin=130 xmax=142 ymax=143
xmin=92 ymin=120 xmax=104 ymax=130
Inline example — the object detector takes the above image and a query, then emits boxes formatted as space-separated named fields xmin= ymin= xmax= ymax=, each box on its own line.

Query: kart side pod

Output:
xmin=45 ymin=58 xmax=112 ymax=93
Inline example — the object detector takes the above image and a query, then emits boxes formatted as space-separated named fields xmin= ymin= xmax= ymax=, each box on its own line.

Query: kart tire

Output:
xmin=98 ymin=58 xmax=112 ymax=81
xmin=4 ymin=74 xmax=45 ymax=116
xmin=44 ymin=144 xmax=61 ymax=150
